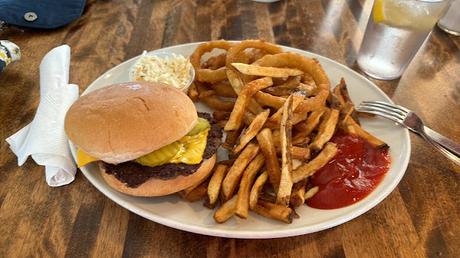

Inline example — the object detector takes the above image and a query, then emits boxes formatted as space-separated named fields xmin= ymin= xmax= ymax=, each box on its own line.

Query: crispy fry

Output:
xmin=222 ymin=143 xmax=260 ymax=200
xmin=207 ymin=164 xmax=229 ymax=206
xmin=290 ymin=179 xmax=307 ymax=208
xmin=267 ymin=94 xmax=304 ymax=127
xmin=263 ymin=87 xmax=292 ymax=97
xmin=235 ymin=153 xmax=265 ymax=218
xmin=224 ymin=77 xmax=273 ymax=131
xmin=232 ymin=63 xmax=304 ymax=77
xmin=277 ymin=95 xmax=293 ymax=206
xmin=223 ymin=129 xmax=241 ymax=150
xmin=256 ymin=128 xmax=281 ymax=190
xmin=292 ymin=142 xmax=338 ymax=183
xmin=294 ymin=109 xmax=325 ymax=137
xmin=310 ymin=109 xmax=339 ymax=151
xmin=254 ymin=91 xmax=286 ymax=109
xmin=304 ymin=186 xmax=319 ymax=200
xmin=292 ymin=133 xmax=310 ymax=146
xmin=252 ymin=200 xmax=293 ymax=224
xmin=275 ymin=76 xmax=301 ymax=89
xmin=233 ymin=109 xmax=270 ymax=153
xmin=214 ymin=195 xmax=237 ymax=223
xmin=292 ymin=89 xmax=329 ymax=124
xmin=341 ymin=116 xmax=387 ymax=148
xmin=291 ymin=146 xmax=310 ymax=161
xmin=227 ymin=69 xmax=264 ymax=114
xmin=187 ymin=82 xmax=199 ymax=101
xmin=274 ymin=145 xmax=310 ymax=160
xmin=243 ymin=112 xmax=256 ymax=126
xmin=253 ymin=52 xmax=330 ymax=93
xmin=249 ymin=171 xmax=268 ymax=209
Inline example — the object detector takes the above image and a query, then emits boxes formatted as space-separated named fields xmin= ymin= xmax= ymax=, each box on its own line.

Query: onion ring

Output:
xmin=226 ymin=40 xmax=283 ymax=67
xmin=190 ymin=40 xmax=234 ymax=83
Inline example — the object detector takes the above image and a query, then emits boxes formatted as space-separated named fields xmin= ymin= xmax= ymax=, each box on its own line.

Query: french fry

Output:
xmin=223 ymin=129 xmax=241 ymax=150
xmin=224 ymin=77 xmax=273 ymax=131
xmin=267 ymin=94 xmax=304 ymax=127
xmin=214 ymin=195 xmax=238 ymax=223
xmin=274 ymin=146 xmax=310 ymax=161
xmin=222 ymin=143 xmax=260 ymax=200
xmin=208 ymin=164 xmax=229 ymax=206
xmin=252 ymin=200 xmax=294 ymax=224
xmin=187 ymin=82 xmax=199 ymax=101
xmin=310 ymin=109 xmax=340 ymax=151
xmin=235 ymin=153 xmax=265 ymax=218
xmin=292 ymin=90 xmax=329 ymax=124
xmin=294 ymin=109 xmax=325 ymax=137
xmin=304 ymin=186 xmax=319 ymax=200
xmin=256 ymin=128 xmax=281 ymax=190
xmin=232 ymin=63 xmax=304 ymax=77
xmin=292 ymin=142 xmax=338 ymax=183
xmin=275 ymin=75 xmax=301 ymax=89
xmin=254 ymin=91 xmax=286 ymax=109
xmin=243 ymin=112 xmax=256 ymax=125
xmin=276 ymin=95 xmax=293 ymax=206
xmin=290 ymin=179 xmax=307 ymax=207
xmin=263 ymin=87 xmax=292 ymax=97
xmin=292 ymin=133 xmax=310 ymax=145
xmin=233 ymin=109 xmax=270 ymax=153
xmin=291 ymin=146 xmax=310 ymax=161
xmin=249 ymin=171 xmax=268 ymax=209
xmin=341 ymin=116 xmax=387 ymax=148
xmin=226 ymin=69 xmax=263 ymax=114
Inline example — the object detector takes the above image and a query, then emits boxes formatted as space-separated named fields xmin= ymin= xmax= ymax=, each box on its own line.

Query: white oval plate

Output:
xmin=71 ymin=42 xmax=410 ymax=239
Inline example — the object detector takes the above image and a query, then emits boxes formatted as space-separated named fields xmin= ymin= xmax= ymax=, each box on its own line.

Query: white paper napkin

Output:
xmin=6 ymin=45 xmax=79 ymax=187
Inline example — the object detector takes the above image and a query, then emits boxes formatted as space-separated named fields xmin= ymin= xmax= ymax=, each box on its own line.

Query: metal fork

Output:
xmin=357 ymin=100 xmax=460 ymax=166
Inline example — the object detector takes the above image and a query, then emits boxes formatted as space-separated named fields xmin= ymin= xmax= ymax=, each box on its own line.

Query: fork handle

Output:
xmin=423 ymin=127 xmax=460 ymax=158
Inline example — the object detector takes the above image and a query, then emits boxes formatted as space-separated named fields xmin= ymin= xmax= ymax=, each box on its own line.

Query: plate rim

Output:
xmin=75 ymin=41 xmax=411 ymax=239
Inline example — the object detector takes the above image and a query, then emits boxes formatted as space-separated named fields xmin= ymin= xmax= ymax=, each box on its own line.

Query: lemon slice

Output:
xmin=372 ymin=0 xmax=442 ymax=31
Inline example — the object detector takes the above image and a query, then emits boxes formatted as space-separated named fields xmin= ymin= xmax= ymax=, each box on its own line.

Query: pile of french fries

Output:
xmin=181 ymin=40 xmax=387 ymax=224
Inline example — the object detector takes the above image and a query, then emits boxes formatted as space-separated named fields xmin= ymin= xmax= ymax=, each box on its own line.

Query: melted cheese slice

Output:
xmin=76 ymin=118 xmax=210 ymax=168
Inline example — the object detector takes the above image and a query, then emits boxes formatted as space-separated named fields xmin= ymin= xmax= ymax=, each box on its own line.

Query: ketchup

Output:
xmin=306 ymin=131 xmax=391 ymax=209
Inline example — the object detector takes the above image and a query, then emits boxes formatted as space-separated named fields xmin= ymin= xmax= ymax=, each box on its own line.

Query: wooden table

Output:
xmin=1 ymin=0 xmax=459 ymax=257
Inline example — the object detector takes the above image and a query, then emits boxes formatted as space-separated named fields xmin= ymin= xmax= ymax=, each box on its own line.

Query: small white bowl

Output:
xmin=129 ymin=51 xmax=195 ymax=93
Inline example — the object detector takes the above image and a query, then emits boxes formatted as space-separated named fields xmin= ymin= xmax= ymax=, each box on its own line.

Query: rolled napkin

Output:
xmin=6 ymin=45 xmax=79 ymax=186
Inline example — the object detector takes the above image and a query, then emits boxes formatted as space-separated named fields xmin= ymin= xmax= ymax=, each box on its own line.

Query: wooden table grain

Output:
xmin=1 ymin=0 xmax=459 ymax=257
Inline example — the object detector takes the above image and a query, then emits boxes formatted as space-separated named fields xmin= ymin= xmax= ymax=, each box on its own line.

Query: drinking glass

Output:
xmin=357 ymin=0 xmax=451 ymax=80
xmin=438 ymin=0 xmax=460 ymax=36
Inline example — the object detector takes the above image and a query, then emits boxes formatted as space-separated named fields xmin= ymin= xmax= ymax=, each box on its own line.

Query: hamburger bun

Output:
xmin=99 ymin=154 xmax=216 ymax=196
xmin=65 ymin=82 xmax=198 ymax=164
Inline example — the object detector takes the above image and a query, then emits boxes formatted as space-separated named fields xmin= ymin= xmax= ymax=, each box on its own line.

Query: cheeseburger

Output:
xmin=65 ymin=82 xmax=222 ymax=196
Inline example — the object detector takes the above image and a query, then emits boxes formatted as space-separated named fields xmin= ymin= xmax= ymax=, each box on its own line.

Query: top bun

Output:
xmin=65 ymin=82 xmax=197 ymax=164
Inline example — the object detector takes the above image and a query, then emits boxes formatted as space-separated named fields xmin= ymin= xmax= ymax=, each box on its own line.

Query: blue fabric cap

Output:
xmin=0 ymin=0 xmax=86 ymax=29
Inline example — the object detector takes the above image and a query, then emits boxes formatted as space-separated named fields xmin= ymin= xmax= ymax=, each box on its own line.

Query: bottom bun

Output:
xmin=99 ymin=154 xmax=216 ymax=197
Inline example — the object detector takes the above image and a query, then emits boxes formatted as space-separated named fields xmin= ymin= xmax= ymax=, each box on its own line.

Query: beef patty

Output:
xmin=101 ymin=113 xmax=222 ymax=188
